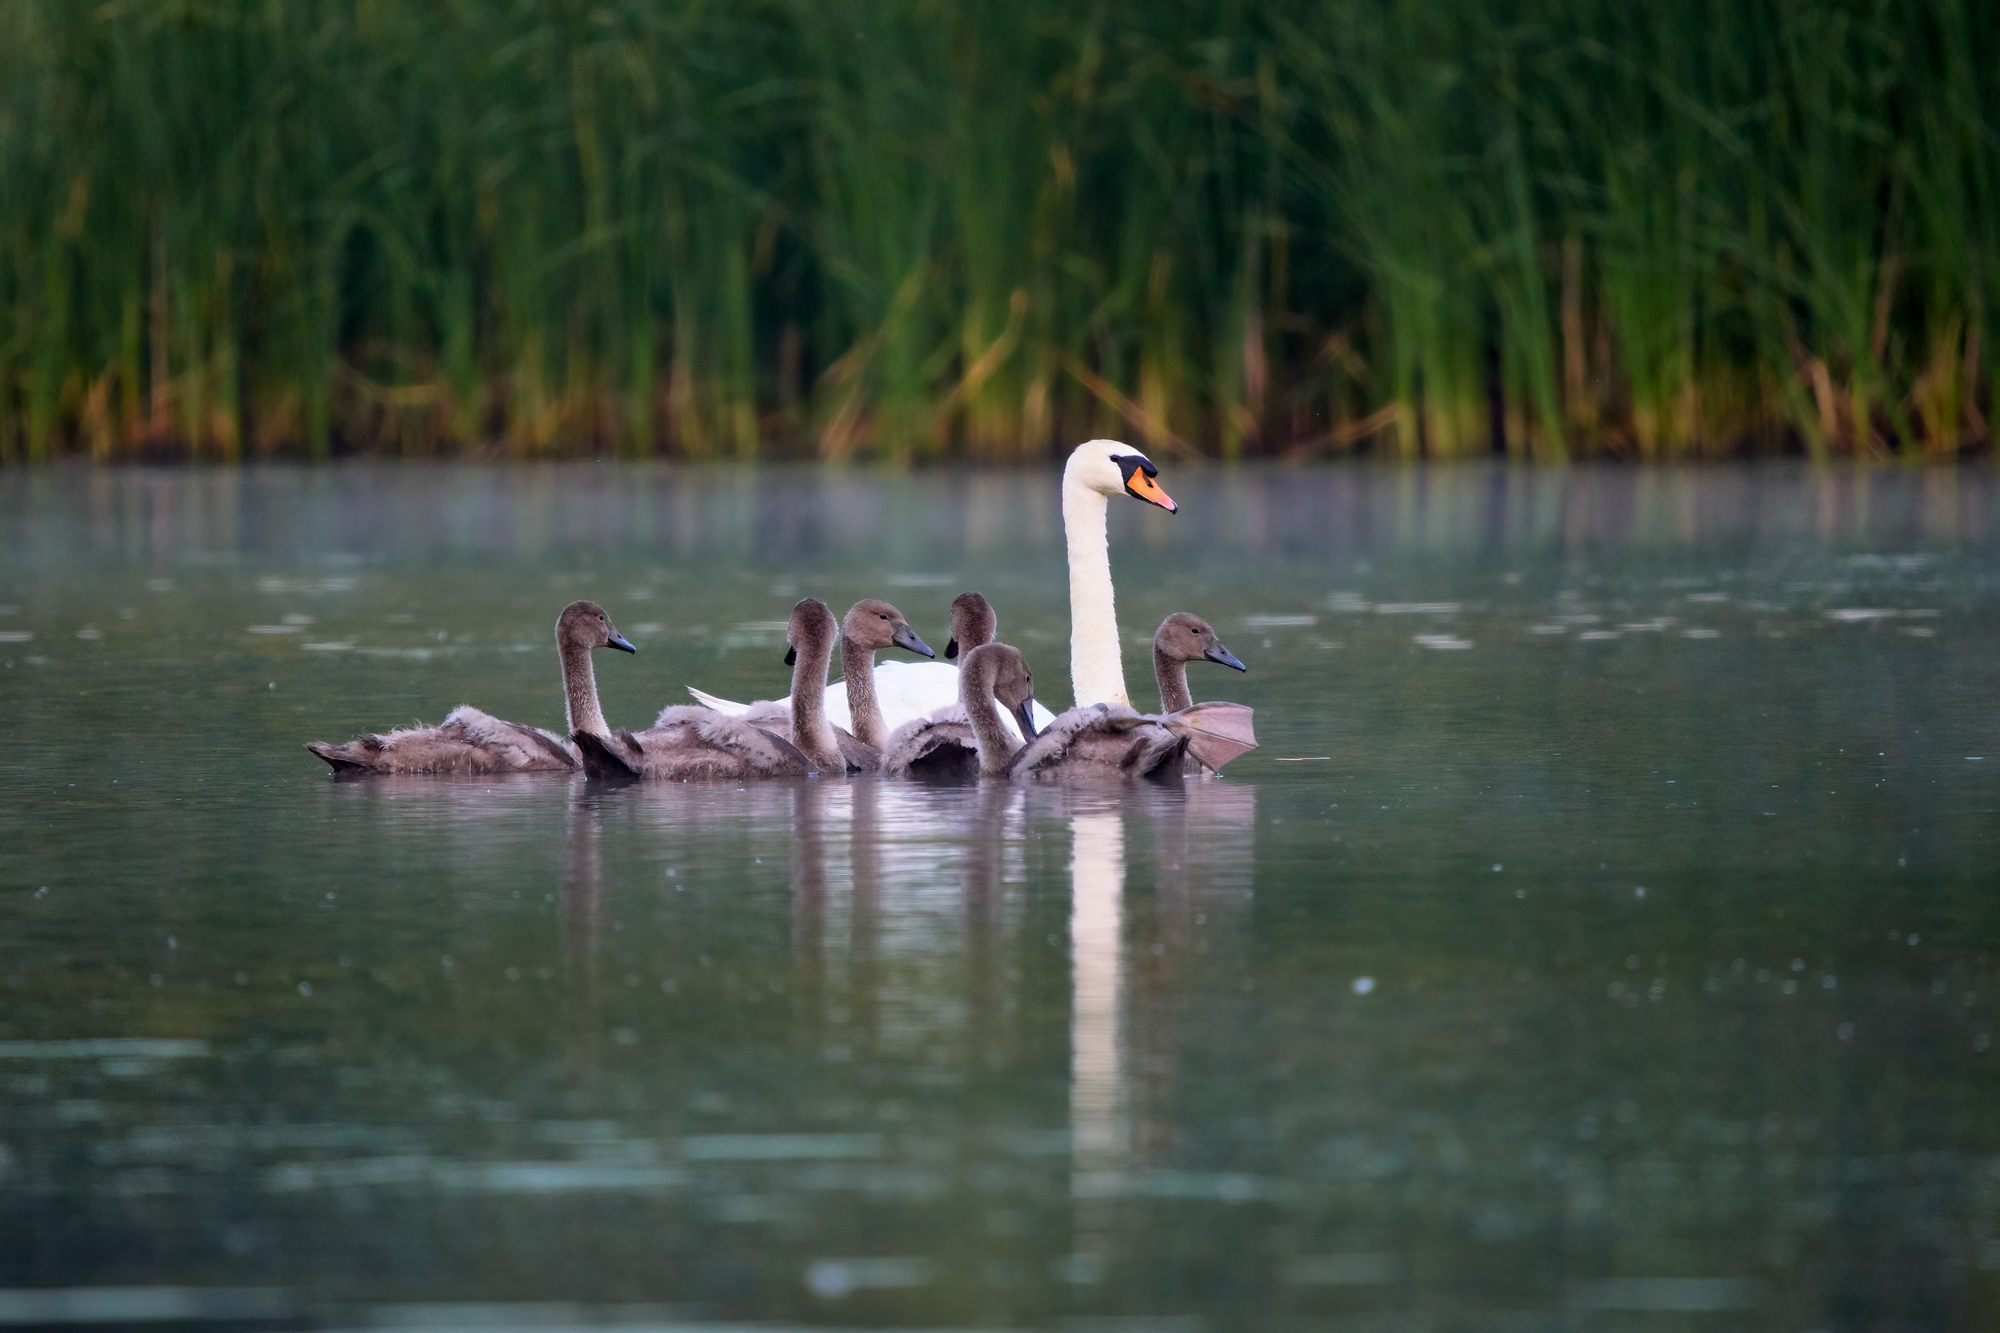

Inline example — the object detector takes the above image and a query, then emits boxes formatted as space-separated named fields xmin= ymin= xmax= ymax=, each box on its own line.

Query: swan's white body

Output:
xmin=688 ymin=661 xmax=1056 ymax=742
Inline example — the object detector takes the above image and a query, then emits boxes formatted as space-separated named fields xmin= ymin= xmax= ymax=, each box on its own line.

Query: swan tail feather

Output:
xmin=686 ymin=686 xmax=750 ymax=716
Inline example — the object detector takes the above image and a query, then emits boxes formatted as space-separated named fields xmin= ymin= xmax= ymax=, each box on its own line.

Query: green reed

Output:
xmin=0 ymin=0 xmax=1991 ymax=463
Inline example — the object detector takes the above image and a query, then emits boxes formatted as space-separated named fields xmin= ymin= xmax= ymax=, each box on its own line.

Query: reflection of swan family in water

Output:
xmin=306 ymin=439 xmax=1256 ymax=782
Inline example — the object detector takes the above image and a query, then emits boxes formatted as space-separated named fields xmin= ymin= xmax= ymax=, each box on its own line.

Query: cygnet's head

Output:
xmin=963 ymin=642 xmax=1040 ymax=739
xmin=843 ymin=598 xmax=934 ymax=658
xmin=556 ymin=600 xmax=637 ymax=654
xmin=944 ymin=592 xmax=997 ymax=660
xmin=782 ymin=598 xmax=839 ymax=667
xmin=1155 ymin=612 xmax=1245 ymax=671
xmin=1064 ymin=438 xmax=1177 ymax=512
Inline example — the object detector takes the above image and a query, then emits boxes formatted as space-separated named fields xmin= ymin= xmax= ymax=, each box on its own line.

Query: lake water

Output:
xmin=2 ymin=463 xmax=1997 ymax=1331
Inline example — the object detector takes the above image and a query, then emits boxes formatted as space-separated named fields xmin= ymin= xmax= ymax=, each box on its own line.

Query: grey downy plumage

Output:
xmin=304 ymin=600 xmax=635 ymax=775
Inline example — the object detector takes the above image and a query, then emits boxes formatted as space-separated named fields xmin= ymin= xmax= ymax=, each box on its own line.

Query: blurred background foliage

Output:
xmin=0 ymin=0 xmax=1993 ymax=464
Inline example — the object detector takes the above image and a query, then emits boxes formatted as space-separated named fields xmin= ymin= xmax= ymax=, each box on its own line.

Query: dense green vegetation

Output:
xmin=1 ymin=0 xmax=1993 ymax=463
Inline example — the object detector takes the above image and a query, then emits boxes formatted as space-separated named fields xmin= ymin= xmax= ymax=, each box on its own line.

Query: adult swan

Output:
xmin=1062 ymin=438 xmax=1176 ymax=707
xmin=687 ymin=438 xmax=1175 ymax=725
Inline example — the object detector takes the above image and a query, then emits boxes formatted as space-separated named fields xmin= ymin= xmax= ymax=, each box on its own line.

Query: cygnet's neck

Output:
xmin=841 ymin=633 xmax=885 ymax=749
xmin=790 ymin=635 xmax=844 ymax=771
xmin=1063 ymin=474 xmax=1128 ymax=707
xmin=959 ymin=653 xmax=1023 ymax=777
xmin=1154 ymin=644 xmax=1193 ymax=713
xmin=561 ymin=637 xmax=611 ymax=739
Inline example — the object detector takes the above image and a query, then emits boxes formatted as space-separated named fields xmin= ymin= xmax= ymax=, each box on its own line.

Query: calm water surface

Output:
xmin=2 ymin=463 xmax=1997 ymax=1331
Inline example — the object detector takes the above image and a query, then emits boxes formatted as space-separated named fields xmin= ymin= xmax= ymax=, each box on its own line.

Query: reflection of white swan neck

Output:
xmin=1070 ymin=811 xmax=1126 ymax=1166
xmin=1064 ymin=461 xmax=1127 ymax=707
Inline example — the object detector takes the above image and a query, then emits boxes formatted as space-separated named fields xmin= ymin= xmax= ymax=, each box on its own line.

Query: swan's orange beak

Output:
xmin=1125 ymin=469 xmax=1177 ymax=512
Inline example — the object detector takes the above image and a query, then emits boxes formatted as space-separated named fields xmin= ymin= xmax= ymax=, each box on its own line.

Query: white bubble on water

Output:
xmin=1351 ymin=976 xmax=1375 ymax=995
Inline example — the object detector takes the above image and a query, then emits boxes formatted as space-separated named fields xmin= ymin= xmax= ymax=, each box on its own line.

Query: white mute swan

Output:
xmin=572 ymin=598 xmax=832 ymax=780
xmin=306 ymin=601 xmax=634 ymax=774
xmin=687 ymin=439 xmax=1172 ymax=727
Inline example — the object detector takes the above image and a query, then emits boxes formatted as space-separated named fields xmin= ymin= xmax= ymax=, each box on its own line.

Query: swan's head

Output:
xmin=843 ymin=599 xmax=934 ymax=658
xmin=1064 ymin=438 xmax=1177 ymax=513
xmin=557 ymin=600 xmax=637 ymax=654
xmin=944 ymin=592 xmax=996 ymax=659
xmin=782 ymin=597 xmax=838 ymax=667
xmin=963 ymin=642 xmax=1041 ymax=739
xmin=1155 ymin=612 xmax=1245 ymax=672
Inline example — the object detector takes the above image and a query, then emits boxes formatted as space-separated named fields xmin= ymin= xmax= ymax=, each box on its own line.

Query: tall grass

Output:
xmin=0 ymin=0 xmax=1992 ymax=463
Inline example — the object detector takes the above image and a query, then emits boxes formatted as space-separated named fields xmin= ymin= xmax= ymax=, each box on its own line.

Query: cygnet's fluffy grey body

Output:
xmin=1006 ymin=701 xmax=1187 ymax=782
xmin=304 ymin=600 xmax=634 ymax=775
xmin=889 ymin=631 xmax=1249 ymax=782
xmin=880 ymin=594 xmax=1008 ymax=779
xmin=574 ymin=598 xmax=845 ymax=780
xmin=883 ymin=637 xmax=1040 ymax=779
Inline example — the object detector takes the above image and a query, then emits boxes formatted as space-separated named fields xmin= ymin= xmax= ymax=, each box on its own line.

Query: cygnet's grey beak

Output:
xmin=892 ymin=624 xmax=935 ymax=659
xmin=607 ymin=630 xmax=637 ymax=654
xmin=1205 ymin=642 xmax=1246 ymax=672
xmin=1013 ymin=697 xmax=1041 ymax=740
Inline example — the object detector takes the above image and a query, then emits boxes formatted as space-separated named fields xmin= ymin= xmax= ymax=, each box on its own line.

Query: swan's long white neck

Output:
xmin=1064 ymin=470 xmax=1128 ymax=707
xmin=561 ymin=640 xmax=610 ymax=739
